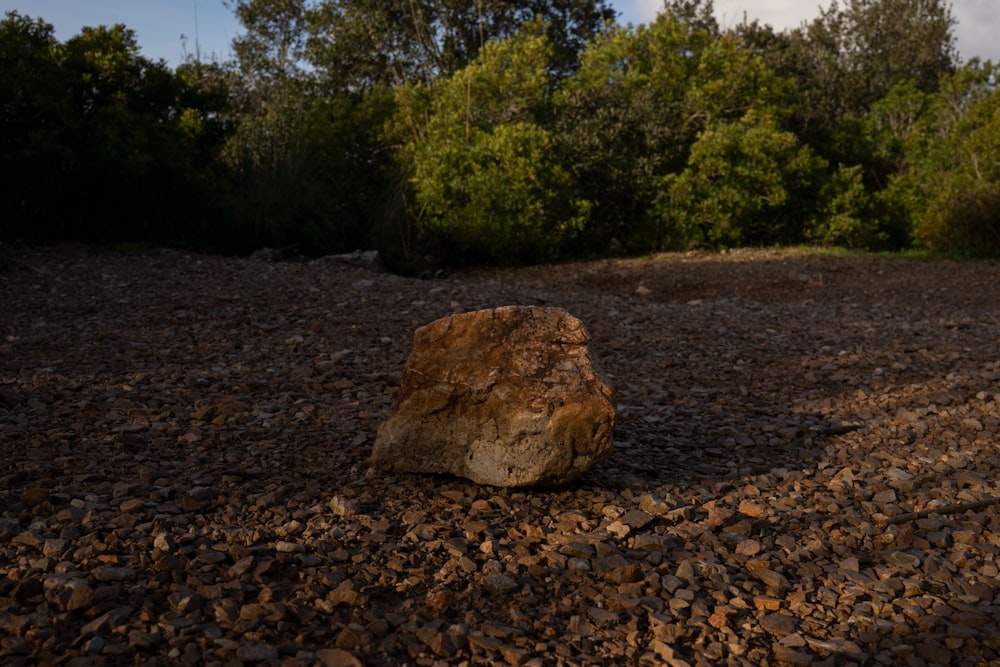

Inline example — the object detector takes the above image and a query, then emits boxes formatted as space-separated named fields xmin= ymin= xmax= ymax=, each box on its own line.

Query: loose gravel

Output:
xmin=1 ymin=245 xmax=999 ymax=666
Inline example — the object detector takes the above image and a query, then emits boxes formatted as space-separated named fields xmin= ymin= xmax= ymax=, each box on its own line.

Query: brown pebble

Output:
xmin=760 ymin=614 xmax=798 ymax=637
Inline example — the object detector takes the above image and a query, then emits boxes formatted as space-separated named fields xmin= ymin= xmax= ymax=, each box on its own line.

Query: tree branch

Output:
xmin=876 ymin=497 xmax=1000 ymax=526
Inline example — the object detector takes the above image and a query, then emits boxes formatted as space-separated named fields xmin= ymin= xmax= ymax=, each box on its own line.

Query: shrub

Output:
xmin=391 ymin=22 xmax=588 ymax=265
xmin=655 ymin=111 xmax=824 ymax=249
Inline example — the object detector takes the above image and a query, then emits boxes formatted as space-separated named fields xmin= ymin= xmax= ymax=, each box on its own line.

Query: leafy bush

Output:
xmin=554 ymin=13 xmax=792 ymax=253
xmin=391 ymin=23 xmax=588 ymax=265
xmin=0 ymin=12 xmax=226 ymax=244
xmin=881 ymin=63 xmax=1000 ymax=257
xmin=655 ymin=111 xmax=824 ymax=248
xmin=805 ymin=164 xmax=880 ymax=248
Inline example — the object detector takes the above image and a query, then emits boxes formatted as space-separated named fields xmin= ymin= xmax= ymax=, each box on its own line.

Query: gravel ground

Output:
xmin=1 ymin=245 xmax=999 ymax=666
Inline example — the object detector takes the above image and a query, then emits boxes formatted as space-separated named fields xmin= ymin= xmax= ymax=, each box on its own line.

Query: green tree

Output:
xmin=0 ymin=12 xmax=225 ymax=243
xmin=220 ymin=0 xmax=330 ymax=252
xmin=391 ymin=23 xmax=587 ymax=265
xmin=657 ymin=110 xmax=826 ymax=248
xmin=305 ymin=0 xmax=615 ymax=90
xmin=747 ymin=0 xmax=957 ymax=164
xmin=554 ymin=6 xmax=789 ymax=251
xmin=804 ymin=163 xmax=879 ymax=248
xmin=881 ymin=61 xmax=1000 ymax=256
xmin=61 ymin=24 xmax=214 ymax=240
xmin=0 ymin=12 xmax=68 ymax=235
xmin=224 ymin=0 xmax=313 ymax=174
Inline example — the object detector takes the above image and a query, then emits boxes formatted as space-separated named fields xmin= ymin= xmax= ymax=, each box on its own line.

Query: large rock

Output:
xmin=371 ymin=306 xmax=616 ymax=487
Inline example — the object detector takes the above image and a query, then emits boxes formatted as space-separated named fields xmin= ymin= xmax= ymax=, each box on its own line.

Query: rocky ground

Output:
xmin=1 ymin=244 xmax=999 ymax=666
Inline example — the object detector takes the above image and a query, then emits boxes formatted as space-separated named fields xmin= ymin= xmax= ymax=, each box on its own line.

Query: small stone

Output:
xmin=468 ymin=633 xmax=502 ymax=653
xmin=500 ymin=644 xmax=531 ymax=665
xmin=236 ymin=644 xmax=279 ymax=662
xmin=22 ymin=488 xmax=50 ymax=507
xmin=483 ymin=573 xmax=519 ymax=595
xmin=773 ymin=645 xmax=813 ymax=665
xmin=153 ymin=533 xmax=177 ymax=552
xmin=708 ymin=606 xmax=733 ymax=629
xmin=587 ymin=607 xmax=620 ymax=627
xmin=92 ymin=566 xmax=138 ymax=582
xmin=735 ymin=539 xmax=762 ymax=557
xmin=481 ymin=621 xmax=520 ymax=639
xmin=12 ymin=531 xmax=42 ymax=548
xmin=632 ymin=534 xmax=673 ymax=552
xmin=805 ymin=636 xmax=866 ymax=659
xmin=328 ymin=581 xmax=365 ymax=606
xmin=275 ymin=541 xmax=305 ymax=553
xmin=558 ymin=542 xmax=595 ymax=558
xmin=120 ymin=498 xmax=145 ymax=513
xmin=738 ymin=500 xmax=768 ymax=518
xmin=12 ymin=577 xmax=43 ymax=602
xmin=885 ymin=551 xmax=921 ymax=568
xmin=755 ymin=569 xmax=790 ymax=591
xmin=42 ymin=538 xmax=66 ymax=557
xmin=760 ymin=614 xmax=798 ymax=637
xmin=620 ymin=509 xmax=655 ymax=529
xmin=43 ymin=576 xmax=94 ymax=611
xmin=187 ymin=486 xmax=217 ymax=502
xmin=80 ymin=607 xmax=134 ymax=636
xmin=317 ymin=648 xmax=363 ymax=667
xmin=328 ymin=496 xmax=357 ymax=517
xmin=639 ymin=494 xmax=670 ymax=515
xmin=606 ymin=520 xmax=630 ymax=539
xmin=197 ymin=550 xmax=226 ymax=564
xmin=429 ymin=629 xmax=467 ymax=657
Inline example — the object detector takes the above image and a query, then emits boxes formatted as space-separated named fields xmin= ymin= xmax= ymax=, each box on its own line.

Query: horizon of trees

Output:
xmin=2 ymin=0 xmax=999 ymax=270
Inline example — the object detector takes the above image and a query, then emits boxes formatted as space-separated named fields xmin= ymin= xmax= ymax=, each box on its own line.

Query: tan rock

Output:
xmin=371 ymin=306 xmax=616 ymax=487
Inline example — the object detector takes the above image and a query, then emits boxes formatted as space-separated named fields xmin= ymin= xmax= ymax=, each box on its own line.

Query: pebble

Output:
xmin=483 ymin=573 xmax=519 ymax=595
xmin=317 ymin=648 xmax=364 ymax=667
xmin=760 ymin=614 xmax=798 ymax=637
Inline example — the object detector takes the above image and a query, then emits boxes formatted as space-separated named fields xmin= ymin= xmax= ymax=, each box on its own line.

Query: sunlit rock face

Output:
xmin=371 ymin=306 xmax=616 ymax=487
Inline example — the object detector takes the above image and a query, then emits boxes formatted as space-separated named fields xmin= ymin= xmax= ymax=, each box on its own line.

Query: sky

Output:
xmin=2 ymin=0 xmax=997 ymax=67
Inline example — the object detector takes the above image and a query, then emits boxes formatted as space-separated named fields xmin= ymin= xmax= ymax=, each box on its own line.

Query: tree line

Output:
xmin=2 ymin=0 xmax=998 ymax=269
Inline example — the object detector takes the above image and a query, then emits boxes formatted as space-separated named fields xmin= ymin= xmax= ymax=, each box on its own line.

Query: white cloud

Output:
xmin=711 ymin=1 xmax=818 ymax=31
xmin=952 ymin=0 xmax=998 ymax=62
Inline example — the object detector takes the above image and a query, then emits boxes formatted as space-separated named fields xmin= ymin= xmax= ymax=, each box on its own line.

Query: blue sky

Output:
xmin=2 ymin=1 xmax=997 ymax=67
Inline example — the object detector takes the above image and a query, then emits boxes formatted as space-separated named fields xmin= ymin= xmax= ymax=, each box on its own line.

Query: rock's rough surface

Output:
xmin=371 ymin=306 xmax=616 ymax=486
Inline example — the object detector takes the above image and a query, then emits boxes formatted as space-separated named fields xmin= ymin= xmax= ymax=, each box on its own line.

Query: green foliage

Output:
xmin=407 ymin=121 xmax=586 ymax=264
xmin=211 ymin=0 xmax=399 ymax=255
xmin=555 ymin=11 xmax=791 ymax=251
xmin=229 ymin=0 xmax=310 ymax=81
xmin=3 ymin=0 xmax=993 ymax=265
xmin=391 ymin=24 xmax=586 ymax=265
xmin=805 ymin=164 xmax=880 ymax=248
xmin=881 ymin=63 xmax=1000 ymax=257
xmin=305 ymin=0 xmax=615 ymax=90
xmin=742 ymin=0 xmax=957 ymax=169
xmin=0 ymin=13 xmax=69 ymax=231
xmin=0 ymin=12 xmax=226 ymax=244
xmin=656 ymin=111 xmax=825 ymax=248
